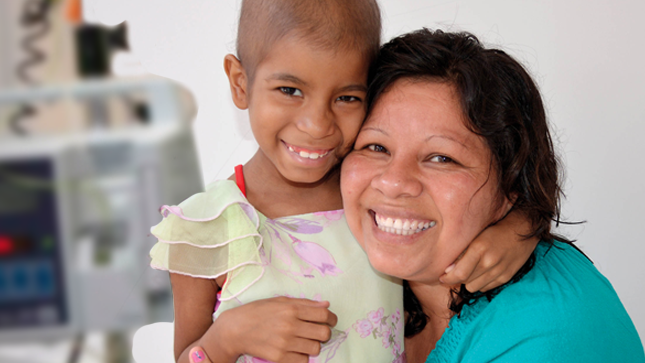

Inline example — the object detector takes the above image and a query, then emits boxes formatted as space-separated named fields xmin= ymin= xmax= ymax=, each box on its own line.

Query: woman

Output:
xmin=341 ymin=29 xmax=644 ymax=362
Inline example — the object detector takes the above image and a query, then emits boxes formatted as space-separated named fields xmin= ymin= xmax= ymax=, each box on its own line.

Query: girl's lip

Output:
xmin=282 ymin=141 xmax=335 ymax=155
xmin=283 ymin=141 xmax=334 ymax=162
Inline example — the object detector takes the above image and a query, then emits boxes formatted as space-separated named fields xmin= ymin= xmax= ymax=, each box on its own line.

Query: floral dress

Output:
xmin=149 ymin=179 xmax=405 ymax=363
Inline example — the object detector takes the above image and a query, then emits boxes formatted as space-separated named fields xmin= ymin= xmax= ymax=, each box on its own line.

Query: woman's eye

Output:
xmin=367 ymin=144 xmax=388 ymax=153
xmin=279 ymin=87 xmax=303 ymax=97
xmin=429 ymin=155 xmax=453 ymax=163
xmin=337 ymin=95 xmax=361 ymax=103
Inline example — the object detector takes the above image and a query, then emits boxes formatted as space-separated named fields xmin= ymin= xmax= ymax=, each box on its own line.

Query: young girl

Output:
xmin=149 ymin=1 xmax=536 ymax=362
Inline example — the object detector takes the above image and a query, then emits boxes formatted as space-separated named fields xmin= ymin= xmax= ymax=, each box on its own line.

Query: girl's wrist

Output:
xmin=201 ymin=310 xmax=240 ymax=362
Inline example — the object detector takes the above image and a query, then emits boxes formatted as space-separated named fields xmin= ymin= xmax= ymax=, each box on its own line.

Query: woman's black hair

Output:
xmin=366 ymin=28 xmax=575 ymax=338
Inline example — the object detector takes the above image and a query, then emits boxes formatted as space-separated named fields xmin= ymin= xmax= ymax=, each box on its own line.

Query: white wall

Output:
xmin=91 ymin=0 xmax=645 ymax=339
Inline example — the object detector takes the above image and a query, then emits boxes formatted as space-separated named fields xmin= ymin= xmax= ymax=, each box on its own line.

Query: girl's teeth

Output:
xmin=289 ymin=145 xmax=330 ymax=160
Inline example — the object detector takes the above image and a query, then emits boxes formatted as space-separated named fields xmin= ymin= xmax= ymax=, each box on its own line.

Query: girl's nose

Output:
xmin=371 ymin=158 xmax=423 ymax=199
xmin=296 ymin=102 xmax=335 ymax=139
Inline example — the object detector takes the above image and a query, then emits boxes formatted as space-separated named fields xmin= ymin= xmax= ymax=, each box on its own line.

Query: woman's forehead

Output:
xmin=365 ymin=81 xmax=466 ymax=133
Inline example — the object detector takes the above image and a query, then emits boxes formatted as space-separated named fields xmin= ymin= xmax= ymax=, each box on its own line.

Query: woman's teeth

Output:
xmin=287 ymin=145 xmax=330 ymax=160
xmin=375 ymin=213 xmax=436 ymax=236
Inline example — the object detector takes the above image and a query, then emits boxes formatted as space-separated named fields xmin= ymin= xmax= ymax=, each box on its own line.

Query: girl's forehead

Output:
xmin=257 ymin=34 xmax=369 ymax=74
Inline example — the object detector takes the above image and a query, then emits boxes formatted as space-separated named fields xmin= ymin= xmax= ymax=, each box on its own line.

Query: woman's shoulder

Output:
xmin=443 ymin=240 xmax=645 ymax=362
xmin=491 ymin=241 xmax=631 ymax=320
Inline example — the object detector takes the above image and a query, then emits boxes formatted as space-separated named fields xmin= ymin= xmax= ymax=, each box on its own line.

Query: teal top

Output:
xmin=428 ymin=241 xmax=645 ymax=363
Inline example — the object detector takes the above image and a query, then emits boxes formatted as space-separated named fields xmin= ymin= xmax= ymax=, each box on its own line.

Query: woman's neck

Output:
xmin=404 ymin=282 xmax=456 ymax=363
xmin=240 ymin=150 xmax=343 ymax=219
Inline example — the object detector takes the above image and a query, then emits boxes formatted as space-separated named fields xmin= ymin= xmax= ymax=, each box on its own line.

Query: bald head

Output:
xmin=237 ymin=0 xmax=382 ymax=82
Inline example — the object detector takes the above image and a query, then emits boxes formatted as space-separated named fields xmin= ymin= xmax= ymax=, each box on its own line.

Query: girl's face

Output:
xmin=242 ymin=35 xmax=369 ymax=184
xmin=341 ymin=79 xmax=511 ymax=284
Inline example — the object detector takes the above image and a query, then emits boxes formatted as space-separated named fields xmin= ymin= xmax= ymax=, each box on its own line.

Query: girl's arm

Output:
xmin=439 ymin=210 xmax=538 ymax=292
xmin=171 ymin=273 xmax=234 ymax=363
xmin=171 ymin=273 xmax=337 ymax=363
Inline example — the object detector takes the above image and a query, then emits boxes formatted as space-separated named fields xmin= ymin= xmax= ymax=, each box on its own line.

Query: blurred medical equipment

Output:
xmin=0 ymin=77 xmax=203 ymax=345
xmin=9 ymin=0 xmax=56 ymax=135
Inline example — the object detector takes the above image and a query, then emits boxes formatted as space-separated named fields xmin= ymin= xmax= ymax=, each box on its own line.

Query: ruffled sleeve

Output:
xmin=149 ymin=180 xmax=264 ymax=301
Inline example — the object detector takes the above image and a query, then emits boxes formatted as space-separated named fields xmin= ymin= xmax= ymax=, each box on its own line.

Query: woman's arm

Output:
xmin=171 ymin=273 xmax=338 ymax=363
xmin=439 ymin=210 xmax=538 ymax=292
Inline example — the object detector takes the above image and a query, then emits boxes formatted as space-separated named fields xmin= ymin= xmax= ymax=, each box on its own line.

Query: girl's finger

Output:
xmin=288 ymin=336 xmax=324 ymax=356
xmin=295 ymin=304 xmax=338 ymax=327
xmin=464 ymin=271 xmax=500 ymax=293
xmin=294 ymin=320 xmax=333 ymax=342
xmin=189 ymin=346 xmax=212 ymax=363
xmin=440 ymin=252 xmax=479 ymax=286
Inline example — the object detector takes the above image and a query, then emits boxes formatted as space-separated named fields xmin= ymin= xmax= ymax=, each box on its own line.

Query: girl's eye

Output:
xmin=367 ymin=144 xmax=388 ymax=153
xmin=429 ymin=155 xmax=453 ymax=163
xmin=279 ymin=87 xmax=303 ymax=97
xmin=337 ymin=95 xmax=361 ymax=103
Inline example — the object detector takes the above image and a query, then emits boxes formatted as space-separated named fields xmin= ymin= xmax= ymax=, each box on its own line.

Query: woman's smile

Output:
xmin=342 ymin=79 xmax=509 ymax=283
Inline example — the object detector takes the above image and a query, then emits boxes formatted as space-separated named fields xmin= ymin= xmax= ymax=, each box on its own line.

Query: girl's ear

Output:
xmin=224 ymin=54 xmax=249 ymax=109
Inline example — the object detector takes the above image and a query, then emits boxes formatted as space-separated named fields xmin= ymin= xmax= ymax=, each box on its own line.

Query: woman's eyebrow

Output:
xmin=361 ymin=126 xmax=389 ymax=136
xmin=425 ymin=134 xmax=471 ymax=150
xmin=267 ymin=73 xmax=307 ymax=86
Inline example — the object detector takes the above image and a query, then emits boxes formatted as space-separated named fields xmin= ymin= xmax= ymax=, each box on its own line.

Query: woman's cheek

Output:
xmin=341 ymin=153 xmax=368 ymax=196
xmin=341 ymin=153 xmax=370 ymax=231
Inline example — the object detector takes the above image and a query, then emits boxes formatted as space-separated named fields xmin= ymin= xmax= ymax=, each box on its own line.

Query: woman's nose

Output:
xmin=296 ymin=101 xmax=335 ymax=139
xmin=371 ymin=158 xmax=423 ymax=199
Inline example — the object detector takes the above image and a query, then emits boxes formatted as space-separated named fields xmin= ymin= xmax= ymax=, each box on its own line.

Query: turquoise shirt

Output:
xmin=428 ymin=241 xmax=644 ymax=363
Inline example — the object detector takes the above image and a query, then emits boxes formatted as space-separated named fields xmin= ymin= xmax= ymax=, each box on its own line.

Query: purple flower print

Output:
xmin=392 ymin=341 xmax=402 ymax=357
xmin=314 ymin=210 xmax=344 ymax=221
xmin=392 ymin=353 xmax=407 ymax=363
xmin=368 ymin=307 xmax=385 ymax=327
xmin=352 ymin=307 xmax=405 ymax=360
xmin=381 ymin=326 xmax=392 ymax=348
xmin=391 ymin=308 xmax=401 ymax=323
xmin=290 ymin=236 xmax=342 ymax=276
xmin=353 ymin=318 xmax=374 ymax=338
xmin=273 ymin=218 xmax=324 ymax=234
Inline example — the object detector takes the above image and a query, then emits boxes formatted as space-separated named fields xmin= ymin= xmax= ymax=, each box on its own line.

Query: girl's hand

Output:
xmin=439 ymin=210 xmax=538 ymax=292
xmin=209 ymin=296 xmax=338 ymax=363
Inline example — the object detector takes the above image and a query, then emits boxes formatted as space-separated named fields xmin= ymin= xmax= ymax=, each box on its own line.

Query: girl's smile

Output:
xmin=226 ymin=33 xmax=369 ymax=185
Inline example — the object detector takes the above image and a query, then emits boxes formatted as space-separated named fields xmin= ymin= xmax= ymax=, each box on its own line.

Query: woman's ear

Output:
xmin=500 ymin=193 xmax=517 ymax=220
xmin=224 ymin=54 xmax=249 ymax=110
xmin=493 ymin=192 xmax=517 ymax=223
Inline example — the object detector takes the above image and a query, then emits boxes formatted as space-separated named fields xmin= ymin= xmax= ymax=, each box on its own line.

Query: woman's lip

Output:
xmin=369 ymin=208 xmax=433 ymax=222
xmin=368 ymin=209 xmax=436 ymax=240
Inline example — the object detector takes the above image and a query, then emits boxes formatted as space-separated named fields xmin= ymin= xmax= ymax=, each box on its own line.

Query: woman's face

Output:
xmin=341 ymin=79 xmax=511 ymax=284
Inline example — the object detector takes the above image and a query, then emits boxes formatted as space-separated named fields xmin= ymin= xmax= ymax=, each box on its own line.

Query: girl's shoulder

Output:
xmin=148 ymin=179 xmax=263 ymax=280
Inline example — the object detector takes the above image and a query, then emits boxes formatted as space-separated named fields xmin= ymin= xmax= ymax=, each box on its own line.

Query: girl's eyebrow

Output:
xmin=267 ymin=73 xmax=307 ymax=86
xmin=338 ymin=84 xmax=367 ymax=93
xmin=267 ymin=74 xmax=366 ymax=93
